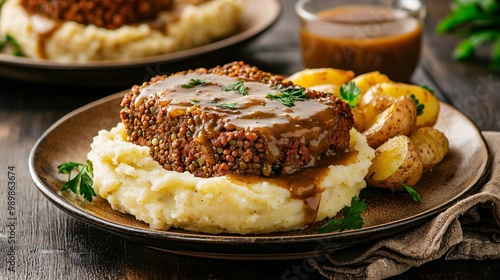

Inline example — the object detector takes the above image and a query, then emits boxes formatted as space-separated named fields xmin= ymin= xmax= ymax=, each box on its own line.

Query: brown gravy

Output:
xmin=227 ymin=149 xmax=359 ymax=224
xmin=137 ymin=73 xmax=344 ymax=173
xmin=299 ymin=5 xmax=422 ymax=82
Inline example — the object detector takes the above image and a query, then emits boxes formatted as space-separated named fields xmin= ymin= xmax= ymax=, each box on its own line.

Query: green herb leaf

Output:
xmin=454 ymin=31 xmax=498 ymax=60
xmin=402 ymin=184 xmax=421 ymax=202
xmin=212 ymin=101 xmax=237 ymax=109
xmin=491 ymin=37 xmax=500 ymax=69
xmin=58 ymin=160 xmax=96 ymax=202
xmin=0 ymin=35 xmax=24 ymax=57
xmin=266 ymin=88 xmax=307 ymax=107
xmin=410 ymin=94 xmax=425 ymax=116
xmin=435 ymin=2 xmax=500 ymax=69
xmin=181 ymin=79 xmax=208 ymax=88
xmin=0 ymin=37 xmax=6 ymax=50
xmin=222 ymin=81 xmax=248 ymax=96
xmin=6 ymin=35 xmax=22 ymax=56
xmin=339 ymin=81 xmax=361 ymax=108
xmin=191 ymin=100 xmax=200 ymax=105
xmin=435 ymin=4 xmax=484 ymax=34
xmin=420 ymin=85 xmax=435 ymax=94
xmin=318 ymin=196 xmax=366 ymax=233
xmin=58 ymin=162 xmax=82 ymax=179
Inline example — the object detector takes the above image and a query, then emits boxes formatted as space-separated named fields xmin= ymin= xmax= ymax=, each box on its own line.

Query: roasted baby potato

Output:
xmin=309 ymin=84 xmax=341 ymax=97
xmin=351 ymin=107 xmax=366 ymax=132
xmin=410 ymin=127 xmax=449 ymax=172
xmin=287 ymin=68 xmax=355 ymax=88
xmin=363 ymin=96 xmax=417 ymax=148
xmin=379 ymin=82 xmax=440 ymax=127
xmin=357 ymin=84 xmax=396 ymax=129
xmin=365 ymin=135 xmax=423 ymax=190
xmin=351 ymin=71 xmax=390 ymax=97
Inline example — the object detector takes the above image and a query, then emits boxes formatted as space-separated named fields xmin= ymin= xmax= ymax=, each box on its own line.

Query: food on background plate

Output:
xmin=288 ymin=68 xmax=449 ymax=191
xmin=84 ymin=61 xmax=375 ymax=234
xmin=0 ymin=0 xmax=243 ymax=61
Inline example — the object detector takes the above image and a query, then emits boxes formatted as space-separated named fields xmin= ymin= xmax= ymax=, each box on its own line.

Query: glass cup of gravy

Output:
xmin=295 ymin=0 xmax=426 ymax=82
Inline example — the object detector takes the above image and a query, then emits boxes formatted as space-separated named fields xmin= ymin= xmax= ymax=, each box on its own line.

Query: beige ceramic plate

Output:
xmin=0 ymin=0 xmax=281 ymax=86
xmin=29 ymin=92 xmax=491 ymax=260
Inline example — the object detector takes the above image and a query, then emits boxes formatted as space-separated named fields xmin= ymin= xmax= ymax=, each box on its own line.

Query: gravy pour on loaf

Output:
xmin=120 ymin=62 xmax=354 ymax=177
xmin=119 ymin=62 xmax=355 ymax=224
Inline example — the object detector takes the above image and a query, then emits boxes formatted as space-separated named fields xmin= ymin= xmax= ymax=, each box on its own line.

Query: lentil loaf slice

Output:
xmin=119 ymin=61 xmax=354 ymax=178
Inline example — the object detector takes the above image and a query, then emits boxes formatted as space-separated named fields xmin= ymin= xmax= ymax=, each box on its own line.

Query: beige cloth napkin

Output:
xmin=309 ymin=131 xmax=500 ymax=280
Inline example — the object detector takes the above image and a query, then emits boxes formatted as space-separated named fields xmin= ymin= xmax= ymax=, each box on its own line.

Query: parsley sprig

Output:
xmin=57 ymin=160 xmax=96 ymax=202
xmin=436 ymin=0 xmax=500 ymax=69
xmin=402 ymin=184 xmax=421 ymax=202
xmin=181 ymin=79 xmax=208 ymax=88
xmin=410 ymin=94 xmax=425 ymax=116
xmin=339 ymin=82 xmax=361 ymax=108
xmin=222 ymin=81 xmax=248 ymax=96
xmin=0 ymin=35 xmax=23 ymax=57
xmin=267 ymin=88 xmax=307 ymax=107
xmin=318 ymin=196 xmax=366 ymax=233
xmin=420 ymin=85 xmax=435 ymax=94
xmin=211 ymin=101 xmax=237 ymax=109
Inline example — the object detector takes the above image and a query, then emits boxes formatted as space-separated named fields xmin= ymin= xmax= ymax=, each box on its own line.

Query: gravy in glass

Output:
xmin=298 ymin=5 xmax=423 ymax=82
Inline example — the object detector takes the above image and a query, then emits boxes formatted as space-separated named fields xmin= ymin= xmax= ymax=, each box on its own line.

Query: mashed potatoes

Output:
xmin=87 ymin=123 xmax=374 ymax=234
xmin=0 ymin=0 xmax=242 ymax=62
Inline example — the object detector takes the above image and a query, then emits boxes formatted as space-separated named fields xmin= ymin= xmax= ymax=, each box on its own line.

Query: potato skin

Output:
xmin=366 ymin=135 xmax=423 ymax=190
xmin=310 ymin=84 xmax=340 ymax=97
xmin=379 ymin=82 xmax=440 ymax=127
xmin=363 ymin=96 xmax=417 ymax=149
xmin=351 ymin=107 xmax=366 ymax=132
xmin=410 ymin=127 xmax=449 ymax=172
xmin=351 ymin=71 xmax=390 ymax=97
xmin=357 ymin=84 xmax=395 ymax=129
xmin=287 ymin=68 xmax=355 ymax=88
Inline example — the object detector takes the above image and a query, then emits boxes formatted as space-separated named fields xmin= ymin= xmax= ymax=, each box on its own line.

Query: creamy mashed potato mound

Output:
xmin=87 ymin=123 xmax=375 ymax=234
xmin=0 ymin=0 xmax=243 ymax=61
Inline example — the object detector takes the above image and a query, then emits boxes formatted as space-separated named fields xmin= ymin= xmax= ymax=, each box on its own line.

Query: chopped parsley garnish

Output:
xmin=222 ymin=81 xmax=248 ymax=96
xmin=410 ymin=94 xmax=425 ymax=116
xmin=339 ymin=81 xmax=361 ymax=108
xmin=181 ymin=79 xmax=208 ymax=88
xmin=191 ymin=100 xmax=200 ymax=105
xmin=403 ymin=184 xmax=421 ymax=202
xmin=266 ymin=88 xmax=307 ymax=107
xmin=0 ymin=35 xmax=23 ymax=57
xmin=58 ymin=160 xmax=96 ymax=202
xmin=318 ymin=196 xmax=366 ymax=233
xmin=211 ymin=101 xmax=237 ymax=109
xmin=420 ymin=85 xmax=435 ymax=94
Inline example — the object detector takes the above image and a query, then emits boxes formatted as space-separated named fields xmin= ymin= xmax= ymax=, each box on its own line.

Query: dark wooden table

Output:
xmin=1 ymin=0 xmax=499 ymax=279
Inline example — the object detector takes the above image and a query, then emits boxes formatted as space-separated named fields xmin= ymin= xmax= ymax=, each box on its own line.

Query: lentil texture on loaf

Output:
xmin=119 ymin=61 xmax=354 ymax=178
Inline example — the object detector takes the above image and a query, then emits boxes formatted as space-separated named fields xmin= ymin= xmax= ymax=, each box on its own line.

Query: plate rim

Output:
xmin=28 ymin=92 xmax=492 ymax=259
xmin=0 ymin=0 xmax=282 ymax=70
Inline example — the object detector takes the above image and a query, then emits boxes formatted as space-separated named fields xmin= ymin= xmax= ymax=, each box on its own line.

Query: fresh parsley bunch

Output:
xmin=318 ymin=196 xmax=366 ymax=233
xmin=58 ymin=160 xmax=96 ymax=202
xmin=436 ymin=0 xmax=500 ymax=68
xmin=0 ymin=35 xmax=23 ymax=56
